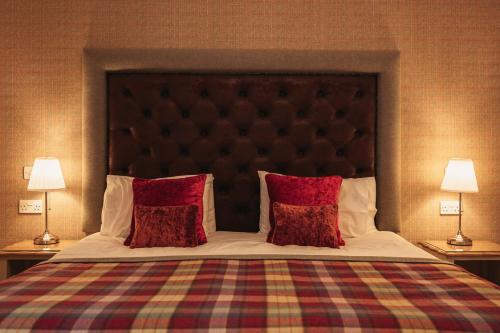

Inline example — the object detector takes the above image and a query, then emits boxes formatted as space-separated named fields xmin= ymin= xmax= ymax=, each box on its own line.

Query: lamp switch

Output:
xmin=440 ymin=200 xmax=460 ymax=215
xmin=23 ymin=166 xmax=32 ymax=180
xmin=19 ymin=200 xmax=42 ymax=214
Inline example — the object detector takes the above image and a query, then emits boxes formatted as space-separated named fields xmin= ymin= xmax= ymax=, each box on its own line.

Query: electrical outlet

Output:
xmin=440 ymin=200 xmax=460 ymax=215
xmin=19 ymin=200 xmax=42 ymax=214
xmin=23 ymin=166 xmax=32 ymax=180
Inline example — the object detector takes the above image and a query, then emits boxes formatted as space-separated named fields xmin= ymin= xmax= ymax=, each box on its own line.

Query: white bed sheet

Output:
xmin=50 ymin=230 xmax=437 ymax=262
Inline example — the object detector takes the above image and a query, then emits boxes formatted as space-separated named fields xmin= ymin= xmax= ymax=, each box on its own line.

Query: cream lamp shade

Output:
xmin=440 ymin=159 xmax=478 ymax=193
xmin=28 ymin=157 xmax=66 ymax=191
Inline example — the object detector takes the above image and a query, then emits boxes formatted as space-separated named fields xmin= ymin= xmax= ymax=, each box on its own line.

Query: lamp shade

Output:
xmin=440 ymin=158 xmax=478 ymax=193
xmin=27 ymin=157 xmax=66 ymax=191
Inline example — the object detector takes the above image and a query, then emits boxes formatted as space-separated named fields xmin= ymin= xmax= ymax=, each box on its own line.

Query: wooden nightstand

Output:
xmin=0 ymin=240 xmax=79 ymax=279
xmin=419 ymin=240 xmax=500 ymax=285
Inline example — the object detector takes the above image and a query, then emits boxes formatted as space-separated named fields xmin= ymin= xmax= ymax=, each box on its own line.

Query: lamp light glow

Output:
xmin=28 ymin=158 xmax=66 ymax=191
xmin=440 ymin=159 xmax=478 ymax=193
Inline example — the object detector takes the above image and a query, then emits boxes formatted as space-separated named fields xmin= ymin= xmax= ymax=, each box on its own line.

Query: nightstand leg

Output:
xmin=0 ymin=259 xmax=7 ymax=280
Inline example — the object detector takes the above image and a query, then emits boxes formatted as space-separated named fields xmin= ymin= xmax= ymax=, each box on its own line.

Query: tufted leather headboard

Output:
xmin=108 ymin=73 xmax=376 ymax=232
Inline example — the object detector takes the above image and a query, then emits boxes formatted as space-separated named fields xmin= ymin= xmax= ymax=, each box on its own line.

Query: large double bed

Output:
xmin=0 ymin=73 xmax=498 ymax=331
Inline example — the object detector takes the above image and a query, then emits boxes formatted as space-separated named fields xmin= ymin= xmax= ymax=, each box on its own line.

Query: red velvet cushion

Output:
xmin=270 ymin=203 xmax=341 ymax=248
xmin=265 ymin=173 xmax=344 ymax=245
xmin=130 ymin=205 xmax=198 ymax=248
xmin=124 ymin=175 xmax=207 ymax=246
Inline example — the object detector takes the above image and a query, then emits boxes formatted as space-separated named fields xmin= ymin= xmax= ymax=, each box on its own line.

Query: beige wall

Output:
xmin=0 ymin=0 xmax=498 ymax=245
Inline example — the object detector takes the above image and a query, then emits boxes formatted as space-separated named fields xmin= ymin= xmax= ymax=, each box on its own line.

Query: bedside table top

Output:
xmin=0 ymin=240 xmax=79 ymax=256
xmin=419 ymin=240 xmax=500 ymax=259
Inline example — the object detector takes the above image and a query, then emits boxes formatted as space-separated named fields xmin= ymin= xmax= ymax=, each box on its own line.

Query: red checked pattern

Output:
xmin=0 ymin=260 xmax=499 ymax=331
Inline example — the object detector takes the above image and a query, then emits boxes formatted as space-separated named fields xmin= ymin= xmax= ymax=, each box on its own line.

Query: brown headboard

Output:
xmin=107 ymin=73 xmax=376 ymax=232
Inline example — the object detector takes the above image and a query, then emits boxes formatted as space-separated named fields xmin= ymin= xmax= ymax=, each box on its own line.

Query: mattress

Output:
xmin=50 ymin=230 xmax=439 ymax=262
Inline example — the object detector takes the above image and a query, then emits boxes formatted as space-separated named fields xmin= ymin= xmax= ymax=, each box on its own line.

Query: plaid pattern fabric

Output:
xmin=0 ymin=259 xmax=499 ymax=331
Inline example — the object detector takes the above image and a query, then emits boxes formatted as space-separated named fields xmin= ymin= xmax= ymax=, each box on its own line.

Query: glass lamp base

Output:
xmin=34 ymin=231 xmax=59 ymax=245
xmin=447 ymin=233 xmax=472 ymax=246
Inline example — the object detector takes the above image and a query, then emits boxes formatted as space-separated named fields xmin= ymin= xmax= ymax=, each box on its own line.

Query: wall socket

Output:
xmin=440 ymin=200 xmax=460 ymax=215
xmin=23 ymin=166 xmax=32 ymax=180
xmin=19 ymin=200 xmax=43 ymax=214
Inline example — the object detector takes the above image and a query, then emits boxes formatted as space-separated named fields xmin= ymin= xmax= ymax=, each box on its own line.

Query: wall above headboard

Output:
xmin=82 ymin=49 xmax=400 ymax=234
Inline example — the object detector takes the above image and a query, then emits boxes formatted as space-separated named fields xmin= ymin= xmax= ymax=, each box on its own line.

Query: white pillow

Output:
xmin=100 ymin=175 xmax=134 ymax=238
xmin=100 ymin=174 xmax=215 ymax=238
xmin=338 ymin=177 xmax=377 ymax=238
xmin=258 ymin=171 xmax=377 ymax=238
xmin=258 ymin=170 xmax=272 ymax=235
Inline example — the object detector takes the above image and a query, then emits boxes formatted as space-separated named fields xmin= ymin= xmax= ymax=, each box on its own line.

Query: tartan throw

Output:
xmin=0 ymin=259 xmax=499 ymax=332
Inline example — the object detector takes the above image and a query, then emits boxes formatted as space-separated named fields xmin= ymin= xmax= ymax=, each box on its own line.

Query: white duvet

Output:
xmin=50 ymin=230 xmax=438 ymax=263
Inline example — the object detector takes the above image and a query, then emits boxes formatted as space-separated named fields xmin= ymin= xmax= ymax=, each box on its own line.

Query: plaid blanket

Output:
xmin=0 ymin=259 xmax=499 ymax=332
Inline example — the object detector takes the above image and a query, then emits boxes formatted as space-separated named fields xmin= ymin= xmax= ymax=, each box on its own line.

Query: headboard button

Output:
xmin=297 ymin=110 xmax=306 ymax=118
xmin=238 ymin=165 xmax=248 ymax=173
xmin=258 ymin=109 xmax=268 ymax=118
xmin=355 ymin=90 xmax=364 ymax=99
xmin=278 ymin=128 xmax=287 ymax=136
xmin=181 ymin=110 xmax=190 ymax=118
xmin=161 ymin=128 xmax=170 ymax=137
xmin=258 ymin=148 xmax=268 ymax=156
xmin=143 ymin=108 xmax=152 ymax=119
xmin=336 ymin=148 xmax=345 ymax=157
xmin=160 ymin=87 xmax=169 ymax=98
xmin=200 ymin=129 xmax=209 ymax=137
xmin=316 ymin=90 xmax=326 ymax=98
xmin=219 ymin=147 xmax=229 ymax=156
xmin=239 ymin=89 xmax=248 ymax=97
xmin=219 ymin=109 xmax=228 ymax=118
xmin=181 ymin=147 xmax=189 ymax=155
xmin=335 ymin=109 xmax=345 ymax=118
xmin=278 ymin=89 xmax=288 ymax=97
xmin=316 ymin=128 xmax=326 ymax=137
xmin=200 ymin=89 xmax=209 ymax=98
xmin=239 ymin=128 xmax=248 ymax=136
xmin=160 ymin=166 xmax=169 ymax=175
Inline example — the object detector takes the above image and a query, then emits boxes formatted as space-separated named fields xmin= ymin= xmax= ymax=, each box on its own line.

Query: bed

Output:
xmin=0 ymin=73 xmax=498 ymax=331
xmin=1 ymin=232 xmax=499 ymax=331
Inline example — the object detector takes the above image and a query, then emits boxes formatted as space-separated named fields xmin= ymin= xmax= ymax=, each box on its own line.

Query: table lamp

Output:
xmin=440 ymin=158 xmax=478 ymax=246
xmin=28 ymin=157 xmax=66 ymax=245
